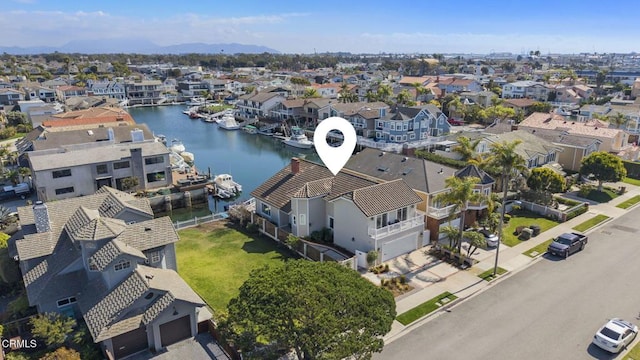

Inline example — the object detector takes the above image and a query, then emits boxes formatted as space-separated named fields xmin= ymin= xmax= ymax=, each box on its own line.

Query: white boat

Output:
xmin=214 ymin=174 xmax=242 ymax=196
xmin=186 ymin=96 xmax=207 ymax=106
xmin=170 ymin=139 xmax=186 ymax=153
xmin=179 ymin=151 xmax=195 ymax=164
xmin=283 ymin=127 xmax=314 ymax=149
xmin=218 ymin=111 xmax=241 ymax=130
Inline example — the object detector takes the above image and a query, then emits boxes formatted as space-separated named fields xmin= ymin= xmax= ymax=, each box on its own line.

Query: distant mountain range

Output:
xmin=0 ymin=39 xmax=280 ymax=55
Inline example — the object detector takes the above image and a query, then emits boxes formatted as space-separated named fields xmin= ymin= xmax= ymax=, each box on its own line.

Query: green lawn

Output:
xmin=502 ymin=210 xmax=560 ymax=247
xmin=176 ymin=224 xmax=294 ymax=314
xmin=477 ymin=267 xmax=507 ymax=282
xmin=523 ymin=238 xmax=554 ymax=258
xmin=584 ymin=188 xmax=619 ymax=203
xmin=572 ymin=214 xmax=610 ymax=232
xmin=396 ymin=292 xmax=458 ymax=325
xmin=624 ymin=341 xmax=640 ymax=359
xmin=617 ymin=195 xmax=640 ymax=210
xmin=622 ymin=177 xmax=640 ymax=186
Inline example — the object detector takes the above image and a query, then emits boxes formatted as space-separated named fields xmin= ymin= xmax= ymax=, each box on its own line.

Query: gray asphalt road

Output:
xmin=375 ymin=209 xmax=640 ymax=360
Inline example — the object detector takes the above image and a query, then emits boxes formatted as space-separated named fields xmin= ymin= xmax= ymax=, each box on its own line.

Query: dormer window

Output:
xmin=114 ymin=259 xmax=131 ymax=271
xmin=88 ymin=259 xmax=98 ymax=272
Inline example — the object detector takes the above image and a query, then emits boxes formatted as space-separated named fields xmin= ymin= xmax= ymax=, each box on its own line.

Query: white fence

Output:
xmin=173 ymin=212 xmax=228 ymax=230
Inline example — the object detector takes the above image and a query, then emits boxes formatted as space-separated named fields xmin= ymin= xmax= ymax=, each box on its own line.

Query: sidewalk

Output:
xmin=381 ymin=181 xmax=640 ymax=343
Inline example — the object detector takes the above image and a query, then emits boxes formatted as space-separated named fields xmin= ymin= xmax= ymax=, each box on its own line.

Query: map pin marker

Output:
xmin=314 ymin=116 xmax=357 ymax=176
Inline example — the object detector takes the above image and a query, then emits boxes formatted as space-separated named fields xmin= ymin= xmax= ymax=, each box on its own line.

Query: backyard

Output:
xmin=176 ymin=221 xmax=294 ymax=314
xmin=502 ymin=209 xmax=560 ymax=247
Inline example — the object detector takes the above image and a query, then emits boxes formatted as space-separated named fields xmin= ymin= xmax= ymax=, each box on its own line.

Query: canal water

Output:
xmin=127 ymin=105 xmax=320 ymax=210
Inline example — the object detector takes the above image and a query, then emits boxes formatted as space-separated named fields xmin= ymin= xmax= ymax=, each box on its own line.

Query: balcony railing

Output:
xmin=466 ymin=200 xmax=488 ymax=210
xmin=368 ymin=215 xmax=424 ymax=239
xmin=427 ymin=204 xmax=458 ymax=219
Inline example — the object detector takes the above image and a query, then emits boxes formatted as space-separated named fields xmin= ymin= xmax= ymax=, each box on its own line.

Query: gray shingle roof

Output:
xmin=89 ymin=239 xmax=146 ymax=272
xmin=64 ymin=206 xmax=127 ymax=242
xmin=350 ymin=179 xmax=422 ymax=217
xmin=81 ymin=266 xmax=204 ymax=342
xmin=115 ymin=217 xmax=178 ymax=251
xmin=344 ymin=148 xmax=458 ymax=194
xmin=455 ymin=165 xmax=495 ymax=185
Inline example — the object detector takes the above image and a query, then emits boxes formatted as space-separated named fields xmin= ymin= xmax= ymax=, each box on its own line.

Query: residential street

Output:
xmin=375 ymin=207 xmax=640 ymax=360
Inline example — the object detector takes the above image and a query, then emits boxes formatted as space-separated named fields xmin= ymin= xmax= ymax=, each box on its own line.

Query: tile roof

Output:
xmin=81 ymin=266 xmax=204 ymax=342
xmin=89 ymin=239 xmax=146 ymax=272
xmin=349 ymin=179 xmax=422 ymax=217
xmin=504 ymin=98 xmax=536 ymax=108
xmin=30 ymin=124 xmax=154 ymax=151
xmin=114 ymin=217 xmax=179 ymax=251
xmin=483 ymin=130 xmax=562 ymax=160
xmin=251 ymin=159 xmax=376 ymax=213
xmin=519 ymin=112 xmax=623 ymax=139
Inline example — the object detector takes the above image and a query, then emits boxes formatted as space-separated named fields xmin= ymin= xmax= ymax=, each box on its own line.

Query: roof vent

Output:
xmin=145 ymin=274 xmax=154 ymax=280
xmin=87 ymin=130 xmax=94 ymax=136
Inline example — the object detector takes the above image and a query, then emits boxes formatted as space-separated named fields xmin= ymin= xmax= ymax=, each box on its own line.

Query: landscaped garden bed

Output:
xmin=477 ymin=267 xmax=508 ymax=282
xmin=380 ymin=275 xmax=414 ymax=297
xmin=616 ymin=195 xmax=640 ymax=209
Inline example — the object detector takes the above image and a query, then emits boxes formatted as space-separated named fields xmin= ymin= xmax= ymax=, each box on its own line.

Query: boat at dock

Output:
xmin=186 ymin=97 xmax=207 ymax=106
xmin=243 ymin=125 xmax=257 ymax=134
xmin=170 ymin=139 xmax=186 ymax=153
xmin=207 ymin=173 xmax=242 ymax=199
xmin=283 ymin=126 xmax=314 ymax=149
xmin=218 ymin=110 xmax=241 ymax=130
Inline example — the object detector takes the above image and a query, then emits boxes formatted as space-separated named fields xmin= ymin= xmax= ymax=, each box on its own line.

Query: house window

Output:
xmin=55 ymin=187 xmax=74 ymax=195
xmin=376 ymin=213 xmax=388 ymax=229
xmin=56 ymin=297 xmax=77 ymax=308
xmin=328 ymin=217 xmax=334 ymax=229
xmin=261 ymin=203 xmax=271 ymax=216
xmin=114 ymin=161 xmax=130 ymax=169
xmin=52 ymin=169 xmax=72 ymax=178
xmin=299 ymin=214 xmax=306 ymax=225
xmin=390 ymin=123 xmax=395 ymax=130
xmin=114 ymin=259 xmax=131 ymax=271
xmin=403 ymin=123 xmax=408 ymax=130
xmin=410 ymin=133 xmax=416 ymax=140
xmin=397 ymin=208 xmax=408 ymax=221
xmin=292 ymin=216 xmax=296 ymax=226
xmin=149 ymin=251 xmax=161 ymax=263
xmin=146 ymin=171 xmax=166 ymax=182
xmin=144 ymin=156 xmax=164 ymax=165
xmin=96 ymin=164 xmax=108 ymax=174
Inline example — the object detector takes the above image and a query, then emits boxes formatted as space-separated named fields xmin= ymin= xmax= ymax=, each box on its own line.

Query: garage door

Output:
xmin=380 ymin=233 xmax=418 ymax=262
xmin=112 ymin=327 xmax=148 ymax=359
xmin=160 ymin=315 xmax=192 ymax=348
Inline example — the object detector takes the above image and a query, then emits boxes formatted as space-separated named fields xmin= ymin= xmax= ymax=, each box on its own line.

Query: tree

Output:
xmin=302 ymin=88 xmax=320 ymax=98
xmin=376 ymin=84 xmax=393 ymax=103
xmin=226 ymin=260 xmax=395 ymax=360
xmin=607 ymin=112 xmax=627 ymax=129
xmin=434 ymin=176 xmax=484 ymax=255
xmin=338 ymin=82 xmax=357 ymax=103
xmin=579 ymin=151 xmax=627 ymax=192
xmin=464 ymin=230 xmax=486 ymax=257
xmin=40 ymin=347 xmax=81 ymax=360
xmin=528 ymin=102 xmax=552 ymax=115
xmin=487 ymin=140 xmax=528 ymax=276
xmin=18 ymin=166 xmax=31 ymax=183
xmin=452 ymin=136 xmax=481 ymax=161
xmin=6 ymin=111 xmax=28 ymax=126
xmin=364 ymin=90 xmax=378 ymax=102
xmin=395 ymin=89 xmax=412 ymax=105
xmin=527 ymin=167 xmax=566 ymax=193
xmin=410 ymin=82 xmax=427 ymax=101
xmin=30 ymin=312 xmax=77 ymax=348
xmin=481 ymin=105 xmax=515 ymax=125
xmin=5 ymin=169 xmax=18 ymax=186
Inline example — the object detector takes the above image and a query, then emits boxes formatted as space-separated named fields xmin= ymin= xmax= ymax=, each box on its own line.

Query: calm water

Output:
xmin=127 ymin=105 xmax=320 ymax=207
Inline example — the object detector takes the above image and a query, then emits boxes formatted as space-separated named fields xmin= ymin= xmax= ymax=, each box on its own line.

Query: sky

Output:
xmin=2 ymin=0 xmax=639 ymax=54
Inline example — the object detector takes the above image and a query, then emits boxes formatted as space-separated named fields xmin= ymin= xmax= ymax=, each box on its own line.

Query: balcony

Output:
xmin=368 ymin=215 xmax=424 ymax=240
xmin=466 ymin=200 xmax=488 ymax=210
xmin=427 ymin=204 xmax=457 ymax=219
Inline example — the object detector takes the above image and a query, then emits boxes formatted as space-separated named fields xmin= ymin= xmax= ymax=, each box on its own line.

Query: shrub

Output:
xmin=566 ymin=205 xmax=588 ymax=221
xmin=400 ymin=275 xmax=407 ymax=284
xmin=245 ymin=223 xmax=259 ymax=234
xmin=503 ymin=214 xmax=512 ymax=223
xmin=578 ymin=184 xmax=595 ymax=198
xmin=555 ymin=196 xmax=581 ymax=206
xmin=414 ymin=150 xmax=467 ymax=168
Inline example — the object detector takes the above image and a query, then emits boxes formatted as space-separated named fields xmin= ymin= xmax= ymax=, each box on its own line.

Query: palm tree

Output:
xmin=434 ymin=176 xmax=484 ymax=257
xmin=364 ymin=90 xmax=378 ymax=103
xmin=607 ymin=112 xmax=627 ymax=129
xmin=0 ymin=144 xmax=9 ymax=174
xmin=376 ymin=84 xmax=393 ymax=103
xmin=452 ymin=136 xmax=481 ymax=161
xmin=302 ymin=88 xmax=320 ymax=99
xmin=411 ymin=82 xmax=426 ymax=102
xmin=487 ymin=140 xmax=528 ymax=276
xmin=448 ymin=96 xmax=466 ymax=121
xmin=18 ymin=166 xmax=31 ymax=183
xmin=338 ymin=83 xmax=357 ymax=103
xmin=395 ymin=89 xmax=412 ymax=105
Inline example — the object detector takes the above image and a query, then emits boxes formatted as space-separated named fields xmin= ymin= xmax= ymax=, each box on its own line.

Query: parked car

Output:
xmin=592 ymin=318 xmax=638 ymax=353
xmin=447 ymin=118 xmax=464 ymax=126
xmin=547 ymin=232 xmax=588 ymax=258
xmin=477 ymin=229 xmax=499 ymax=247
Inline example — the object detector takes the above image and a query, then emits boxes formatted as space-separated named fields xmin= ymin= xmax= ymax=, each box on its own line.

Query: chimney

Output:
xmin=291 ymin=158 xmax=300 ymax=174
xmin=33 ymin=201 xmax=51 ymax=233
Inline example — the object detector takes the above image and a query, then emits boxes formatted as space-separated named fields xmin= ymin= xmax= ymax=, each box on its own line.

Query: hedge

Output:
xmin=414 ymin=150 xmax=467 ymax=169
xmin=623 ymin=160 xmax=640 ymax=180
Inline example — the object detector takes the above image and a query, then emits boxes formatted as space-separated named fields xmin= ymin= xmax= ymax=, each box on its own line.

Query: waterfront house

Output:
xmin=24 ymin=85 xmax=56 ymax=103
xmin=87 ymin=80 xmax=126 ymax=101
xmin=344 ymin=148 xmax=494 ymax=243
xmin=124 ymin=80 xmax=163 ymax=106
xmin=323 ymin=101 xmax=389 ymax=138
xmin=252 ymin=158 xmax=425 ymax=263
xmin=12 ymin=187 xmax=208 ymax=359
xmin=56 ymin=85 xmax=88 ymax=101
xmin=375 ymin=104 xmax=450 ymax=143
xmin=235 ymin=91 xmax=286 ymax=121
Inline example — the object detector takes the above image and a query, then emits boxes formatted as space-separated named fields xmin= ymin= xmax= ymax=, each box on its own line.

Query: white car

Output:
xmin=592 ymin=318 xmax=638 ymax=353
